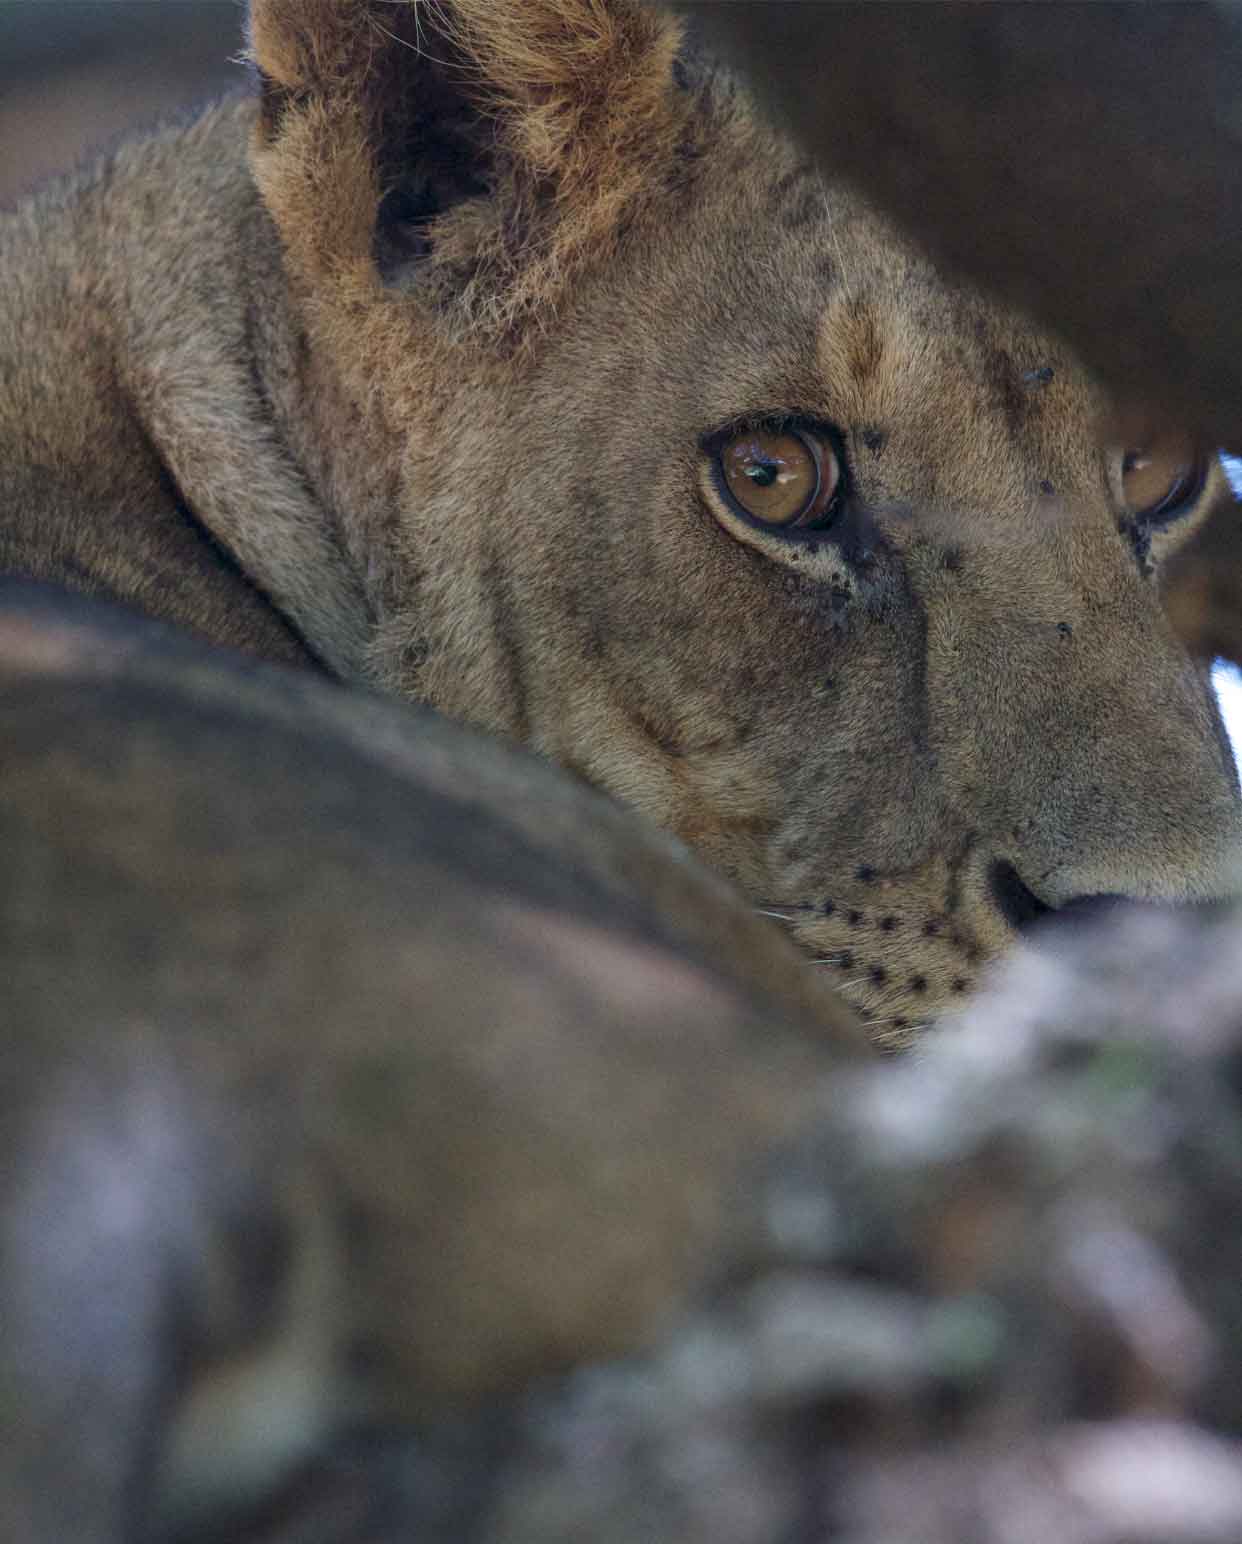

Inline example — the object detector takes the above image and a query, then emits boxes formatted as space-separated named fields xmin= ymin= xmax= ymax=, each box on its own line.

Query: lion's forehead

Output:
xmin=640 ymin=166 xmax=1105 ymax=514
xmin=810 ymin=290 xmax=1101 ymax=517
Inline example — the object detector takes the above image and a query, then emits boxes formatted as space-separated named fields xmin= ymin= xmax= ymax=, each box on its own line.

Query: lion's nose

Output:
xmin=988 ymin=859 xmax=1127 ymax=935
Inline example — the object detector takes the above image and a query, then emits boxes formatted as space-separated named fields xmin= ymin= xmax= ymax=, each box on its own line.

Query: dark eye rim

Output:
xmin=1123 ymin=447 xmax=1210 ymax=525
xmin=704 ymin=416 xmax=849 ymax=538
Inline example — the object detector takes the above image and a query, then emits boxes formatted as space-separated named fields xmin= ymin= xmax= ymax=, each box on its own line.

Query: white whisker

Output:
xmin=828 ymin=218 xmax=851 ymax=292
xmin=369 ymin=9 xmax=459 ymax=69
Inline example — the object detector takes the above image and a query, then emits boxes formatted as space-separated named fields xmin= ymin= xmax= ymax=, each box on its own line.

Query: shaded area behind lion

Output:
xmin=0 ymin=3 xmax=241 ymax=206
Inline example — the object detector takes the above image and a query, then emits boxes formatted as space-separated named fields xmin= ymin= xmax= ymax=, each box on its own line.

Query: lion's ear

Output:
xmin=247 ymin=0 xmax=686 ymax=339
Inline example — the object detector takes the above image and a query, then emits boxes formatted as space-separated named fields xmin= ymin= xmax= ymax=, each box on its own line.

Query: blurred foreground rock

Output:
xmin=370 ymin=904 xmax=1242 ymax=1544
xmin=184 ymin=906 xmax=1242 ymax=1541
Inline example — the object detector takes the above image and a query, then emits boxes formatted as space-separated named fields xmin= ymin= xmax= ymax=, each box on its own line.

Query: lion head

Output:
xmin=247 ymin=0 xmax=1242 ymax=1042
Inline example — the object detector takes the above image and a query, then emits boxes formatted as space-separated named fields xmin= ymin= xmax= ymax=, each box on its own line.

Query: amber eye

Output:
xmin=718 ymin=428 xmax=841 ymax=530
xmin=1121 ymin=429 xmax=1206 ymax=521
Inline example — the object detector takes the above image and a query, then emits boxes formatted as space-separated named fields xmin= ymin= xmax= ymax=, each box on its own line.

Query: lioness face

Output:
xmin=250 ymin=0 xmax=1242 ymax=1042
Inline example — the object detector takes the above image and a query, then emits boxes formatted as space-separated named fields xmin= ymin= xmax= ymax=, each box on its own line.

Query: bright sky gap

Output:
xmin=1213 ymin=456 xmax=1242 ymax=772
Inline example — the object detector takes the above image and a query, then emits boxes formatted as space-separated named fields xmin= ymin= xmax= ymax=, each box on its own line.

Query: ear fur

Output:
xmin=247 ymin=0 xmax=688 ymax=340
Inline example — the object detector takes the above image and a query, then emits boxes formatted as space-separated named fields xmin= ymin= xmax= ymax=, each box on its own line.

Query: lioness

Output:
xmin=1 ymin=0 xmax=1239 ymax=1044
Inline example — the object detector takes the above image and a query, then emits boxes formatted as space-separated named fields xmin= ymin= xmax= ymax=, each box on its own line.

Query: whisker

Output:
xmin=808 ymin=964 xmax=873 ymax=991
xmin=828 ymin=217 xmax=851 ymax=292
xmin=369 ymin=10 xmax=460 ymax=69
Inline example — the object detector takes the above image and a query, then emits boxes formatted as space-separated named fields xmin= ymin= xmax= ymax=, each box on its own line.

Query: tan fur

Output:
xmin=2 ymin=0 xmax=1240 ymax=1046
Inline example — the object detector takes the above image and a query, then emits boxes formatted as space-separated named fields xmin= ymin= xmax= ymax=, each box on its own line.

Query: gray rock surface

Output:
xmin=432 ymin=903 xmax=1242 ymax=1544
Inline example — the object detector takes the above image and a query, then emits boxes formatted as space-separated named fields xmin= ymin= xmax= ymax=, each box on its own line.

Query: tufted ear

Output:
xmin=247 ymin=0 xmax=687 ymax=339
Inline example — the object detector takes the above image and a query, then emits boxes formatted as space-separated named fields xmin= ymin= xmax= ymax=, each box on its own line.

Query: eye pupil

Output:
xmin=745 ymin=461 xmax=779 ymax=488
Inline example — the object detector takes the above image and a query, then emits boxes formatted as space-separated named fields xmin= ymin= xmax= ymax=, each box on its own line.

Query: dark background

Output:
xmin=1 ymin=3 xmax=245 ymax=205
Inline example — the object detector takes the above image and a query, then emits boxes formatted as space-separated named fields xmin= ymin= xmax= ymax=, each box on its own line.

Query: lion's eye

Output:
xmin=1121 ymin=430 xmax=1206 ymax=521
xmin=718 ymin=428 xmax=841 ymax=530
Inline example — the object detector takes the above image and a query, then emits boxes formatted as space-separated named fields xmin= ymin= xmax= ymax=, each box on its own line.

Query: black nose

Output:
xmin=988 ymin=859 xmax=1131 ymax=935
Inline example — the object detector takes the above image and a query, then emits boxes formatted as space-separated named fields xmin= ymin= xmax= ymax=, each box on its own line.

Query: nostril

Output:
xmin=988 ymin=860 xmax=1054 ymax=933
xmin=988 ymin=862 xmax=1132 ymax=934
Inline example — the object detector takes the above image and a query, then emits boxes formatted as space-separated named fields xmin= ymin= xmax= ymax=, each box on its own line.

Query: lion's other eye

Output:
xmin=719 ymin=429 xmax=841 ymax=529
xmin=1121 ymin=430 xmax=1206 ymax=520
